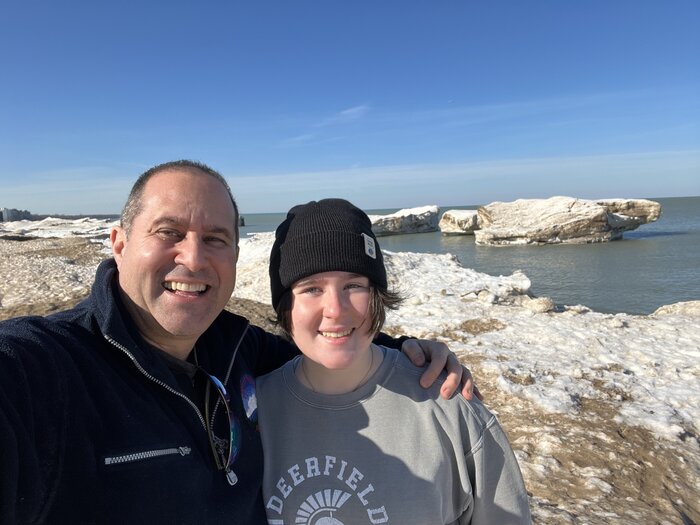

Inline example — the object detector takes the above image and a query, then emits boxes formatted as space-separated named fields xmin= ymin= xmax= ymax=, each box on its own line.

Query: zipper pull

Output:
xmin=226 ymin=469 xmax=238 ymax=486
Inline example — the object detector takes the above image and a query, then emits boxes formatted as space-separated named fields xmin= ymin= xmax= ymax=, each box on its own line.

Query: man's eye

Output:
xmin=158 ymin=229 xmax=182 ymax=239
xmin=299 ymin=287 xmax=322 ymax=295
xmin=205 ymin=236 xmax=228 ymax=245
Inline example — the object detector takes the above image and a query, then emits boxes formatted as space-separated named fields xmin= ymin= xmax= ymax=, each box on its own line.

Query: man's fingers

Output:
xmin=411 ymin=340 xmax=450 ymax=393
xmin=438 ymin=353 xmax=465 ymax=400
xmin=458 ymin=366 xmax=483 ymax=401
xmin=401 ymin=339 xmax=427 ymax=367
xmin=403 ymin=339 xmax=483 ymax=401
xmin=419 ymin=353 xmax=444 ymax=389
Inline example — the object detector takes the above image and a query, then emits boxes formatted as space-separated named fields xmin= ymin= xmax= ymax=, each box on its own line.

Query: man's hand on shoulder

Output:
xmin=401 ymin=339 xmax=483 ymax=401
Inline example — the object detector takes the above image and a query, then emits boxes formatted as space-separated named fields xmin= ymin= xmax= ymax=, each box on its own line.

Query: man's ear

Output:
xmin=110 ymin=227 xmax=127 ymax=266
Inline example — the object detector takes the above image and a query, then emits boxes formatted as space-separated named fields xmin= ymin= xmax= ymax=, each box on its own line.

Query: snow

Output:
xmin=367 ymin=204 xmax=438 ymax=220
xmin=3 ymin=218 xmax=699 ymax=520
xmin=3 ymin=219 xmax=698 ymax=444
xmin=0 ymin=217 xmax=118 ymax=239
xmin=235 ymin=232 xmax=700 ymax=444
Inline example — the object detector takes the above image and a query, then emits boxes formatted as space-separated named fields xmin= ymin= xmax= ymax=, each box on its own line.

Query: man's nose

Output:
xmin=174 ymin=235 xmax=207 ymax=271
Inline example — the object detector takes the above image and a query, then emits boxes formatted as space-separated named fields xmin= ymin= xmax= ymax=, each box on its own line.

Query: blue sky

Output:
xmin=1 ymin=1 xmax=698 ymax=214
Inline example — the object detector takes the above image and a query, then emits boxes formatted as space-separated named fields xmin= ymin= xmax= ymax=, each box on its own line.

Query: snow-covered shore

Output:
xmin=236 ymin=232 xmax=700 ymax=444
xmin=236 ymin=232 xmax=700 ymax=523
xmin=0 ymin=216 xmax=118 ymax=241
xmin=0 ymin=218 xmax=116 ymax=310
xmin=1 ymin=219 xmax=699 ymax=522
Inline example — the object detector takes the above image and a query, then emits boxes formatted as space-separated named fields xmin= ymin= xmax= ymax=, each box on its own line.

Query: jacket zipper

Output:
xmin=104 ymin=335 xmax=207 ymax=431
xmin=209 ymin=323 xmax=249 ymax=425
xmin=104 ymin=446 xmax=192 ymax=466
xmin=103 ymin=323 xmax=249 ymax=486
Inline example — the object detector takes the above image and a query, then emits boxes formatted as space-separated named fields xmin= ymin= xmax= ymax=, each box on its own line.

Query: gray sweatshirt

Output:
xmin=256 ymin=346 xmax=531 ymax=524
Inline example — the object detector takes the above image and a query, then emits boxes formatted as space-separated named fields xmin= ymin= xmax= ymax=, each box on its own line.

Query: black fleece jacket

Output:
xmin=1 ymin=259 xmax=408 ymax=524
xmin=0 ymin=259 xmax=406 ymax=525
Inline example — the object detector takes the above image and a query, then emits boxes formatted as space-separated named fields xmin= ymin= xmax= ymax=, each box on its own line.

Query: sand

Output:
xmin=0 ymin=237 xmax=280 ymax=330
xmin=1 ymin=235 xmax=698 ymax=524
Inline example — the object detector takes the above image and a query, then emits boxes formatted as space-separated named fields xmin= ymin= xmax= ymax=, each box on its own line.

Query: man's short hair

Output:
xmin=120 ymin=160 xmax=240 ymax=241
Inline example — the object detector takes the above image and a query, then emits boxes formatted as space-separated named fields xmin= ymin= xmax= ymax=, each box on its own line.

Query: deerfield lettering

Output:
xmin=265 ymin=454 xmax=389 ymax=522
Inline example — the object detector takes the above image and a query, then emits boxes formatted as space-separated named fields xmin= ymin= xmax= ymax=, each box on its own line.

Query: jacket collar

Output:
xmin=88 ymin=258 xmax=250 ymax=379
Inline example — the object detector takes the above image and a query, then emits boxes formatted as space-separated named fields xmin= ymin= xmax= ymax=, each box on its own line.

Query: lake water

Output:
xmin=240 ymin=196 xmax=700 ymax=315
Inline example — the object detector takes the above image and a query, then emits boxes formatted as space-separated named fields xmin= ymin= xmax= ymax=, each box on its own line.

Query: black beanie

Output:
xmin=270 ymin=198 xmax=387 ymax=310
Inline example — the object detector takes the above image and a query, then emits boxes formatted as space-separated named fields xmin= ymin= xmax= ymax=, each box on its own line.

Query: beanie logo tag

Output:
xmin=362 ymin=233 xmax=377 ymax=259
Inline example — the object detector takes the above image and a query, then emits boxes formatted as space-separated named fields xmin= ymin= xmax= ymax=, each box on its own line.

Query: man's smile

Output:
xmin=163 ymin=280 xmax=209 ymax=294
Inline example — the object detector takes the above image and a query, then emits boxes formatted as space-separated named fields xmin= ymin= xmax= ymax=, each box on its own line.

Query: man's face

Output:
xmin=111 ymin=169 xmax=239 ymax=355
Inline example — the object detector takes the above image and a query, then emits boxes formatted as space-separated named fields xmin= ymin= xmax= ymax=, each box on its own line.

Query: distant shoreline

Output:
xmin=0 ymin=213 xmax=121 ymax=223
xmin=11 ymin=194 xmax=699 ymax=222
xmin=30 ymin=214 xmax=120 ymax=221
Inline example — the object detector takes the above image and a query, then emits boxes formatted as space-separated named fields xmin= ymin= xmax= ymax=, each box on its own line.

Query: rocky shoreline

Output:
xmin=0 ymin=237 xmax=280 ymax=332
xmin=367 ymin=197 xmax=662 ymax=244
xmin=1 ymin=235 xmax=698 ymax=524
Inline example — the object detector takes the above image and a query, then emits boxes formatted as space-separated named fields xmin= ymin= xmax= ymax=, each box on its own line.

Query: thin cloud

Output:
xmin=2 ymin=165 xmax=135 ymax=214
xmin=279 ymin=133 xmax=316 ymax=146
xmin=276 ymin=90 xmax=664 ymax=150
xmin=376 ymin=90 xmax=655 ymax=130
xmin=315 ymin=104 xmax=371 ymax=127
xmin=278 ymin=105 xmax=371 ymax=147
xmin=231 ymin=149 xmax=700 ymax=212
xmin=277 ymin=133 xmax=344 ymax=149
xmin=337 ymin=105 xmax=370 ymax=120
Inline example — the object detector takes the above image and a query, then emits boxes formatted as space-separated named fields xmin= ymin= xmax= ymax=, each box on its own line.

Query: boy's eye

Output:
xmin=346 ymin=281 xmax=370 ymax=290
xmin=299 ymin=287 xmax=322 ymax=295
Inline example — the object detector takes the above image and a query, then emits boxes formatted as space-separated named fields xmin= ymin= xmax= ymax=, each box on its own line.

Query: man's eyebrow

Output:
xmin=150 ymin=216 xmax=184 ymax=229
xmin=150 ymin=217 xmax=234 ymax=238
xmin=206 ymin=225 xmax=235 ymax=238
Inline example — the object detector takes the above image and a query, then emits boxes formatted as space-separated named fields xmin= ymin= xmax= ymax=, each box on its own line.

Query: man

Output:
xmin=0 ymin=160 xmax=475 ymax=524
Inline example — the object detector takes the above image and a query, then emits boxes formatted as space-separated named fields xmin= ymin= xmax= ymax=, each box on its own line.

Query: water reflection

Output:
xmin=239 ymin=197 xmax=700 ymax=315
xmin=378 ymin=197 xmax=700 ymax=314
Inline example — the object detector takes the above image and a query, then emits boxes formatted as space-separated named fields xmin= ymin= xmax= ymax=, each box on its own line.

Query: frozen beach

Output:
xmin=236 ymin=232 xmax=700 ymax=524
xmin=1 ymin=218 xmax=699 ymax=523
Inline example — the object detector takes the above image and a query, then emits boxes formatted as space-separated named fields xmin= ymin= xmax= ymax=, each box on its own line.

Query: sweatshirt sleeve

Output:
xmin=466 ymin=410 xmax=532 ymax=524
